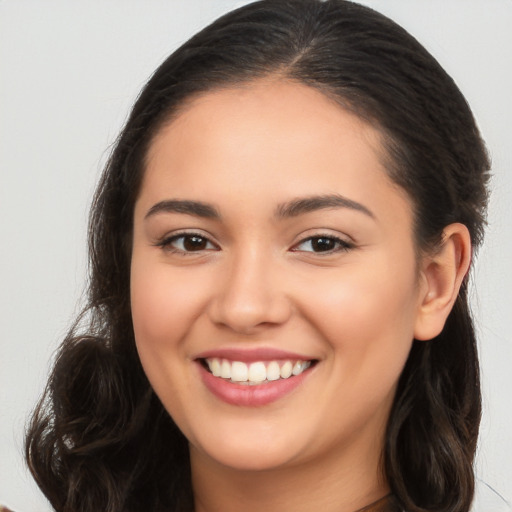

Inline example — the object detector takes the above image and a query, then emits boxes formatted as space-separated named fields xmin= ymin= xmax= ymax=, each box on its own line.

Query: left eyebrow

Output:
xmin=275 ymin=194 xmax=375 ymax=219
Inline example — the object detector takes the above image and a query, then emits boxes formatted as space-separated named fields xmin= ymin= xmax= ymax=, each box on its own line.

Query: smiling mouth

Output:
xmin=200 ymin=358 xmax=316 ymax=385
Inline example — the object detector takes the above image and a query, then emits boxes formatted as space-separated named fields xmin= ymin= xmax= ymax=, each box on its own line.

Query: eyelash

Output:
xmin=291 ymin=234 xmax=354 ymax=254
xmin=156 ymin=232 xmax=218 ymax=254
xmin=156 ymin=232 xmax=354 ymax=255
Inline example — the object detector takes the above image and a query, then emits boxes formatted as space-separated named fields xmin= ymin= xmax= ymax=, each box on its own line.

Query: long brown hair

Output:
xmin=26 ymin=1 xmax=490 ymax=511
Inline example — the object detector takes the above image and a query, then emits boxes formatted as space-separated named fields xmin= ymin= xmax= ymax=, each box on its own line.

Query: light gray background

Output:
xmin=1 ymin=1 xmax=511 ymax=511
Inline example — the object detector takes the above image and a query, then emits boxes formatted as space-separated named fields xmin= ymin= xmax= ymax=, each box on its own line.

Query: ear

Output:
xmin=414 ymin=223 xmax=472 ymax=341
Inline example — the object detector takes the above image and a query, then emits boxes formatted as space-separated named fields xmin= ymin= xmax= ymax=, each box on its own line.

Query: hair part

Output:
xmin=26 ymin=1 xmax=490 ymax=511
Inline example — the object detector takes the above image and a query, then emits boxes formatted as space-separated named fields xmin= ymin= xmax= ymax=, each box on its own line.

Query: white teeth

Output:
xmin=210 ymin=358 xmax=221 ymax=377
xmin=220 ymin=360 xmax=231 ymax=379
xmin=231 ymin=361 xmax=248 ymax=382
xmin=248 ymin=362 xmax=267 ymax=383
xmin=280 ymin=361 xmax=293 ymax=379
xmin=266 ymin=361 xmax=281 ymax=381
xmin=293 ymin=360 xmax=310 ymax=375
xmin=205 ymin=358 xmax=312 ymax=383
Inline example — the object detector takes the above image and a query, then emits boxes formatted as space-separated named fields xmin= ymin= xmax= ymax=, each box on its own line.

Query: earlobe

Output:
xmin=414 ymin=223 xmax=472 ymax=341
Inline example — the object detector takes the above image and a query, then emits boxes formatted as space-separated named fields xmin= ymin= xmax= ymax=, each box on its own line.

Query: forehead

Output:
xmin=141 ymin=79 xmax=411 ymax=225
xmin=150 ymin=79 xmax=381 ymax=158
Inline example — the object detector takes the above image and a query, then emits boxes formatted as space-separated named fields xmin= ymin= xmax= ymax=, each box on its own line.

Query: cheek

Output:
xmin=130 ymin=259 xmax=210 ymax=350
xmin=299 ymin=257 xmax=419 ymax=374
xmin=129 ymin=258 xmax=212 ymax=431
xmin=130 ymin=261 xmax=180 ymax=394
xmin=299 ymin=262 xmax=419 ymax=433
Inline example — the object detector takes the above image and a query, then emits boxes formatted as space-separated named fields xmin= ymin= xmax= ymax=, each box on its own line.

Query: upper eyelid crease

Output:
xmin=292 ymin=235 xmax=353 ymax=251
xmin=158 ymin=231 xmax=216 ymax=244
xmin=157 ymin=233 xmax=350 ymax=252
xmin=156 ymin=233 xmax=219 ymax=252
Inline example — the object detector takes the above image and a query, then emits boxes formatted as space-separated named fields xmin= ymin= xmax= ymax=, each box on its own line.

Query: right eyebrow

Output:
xmin=144 ymin=199 xmax=221 ymax=220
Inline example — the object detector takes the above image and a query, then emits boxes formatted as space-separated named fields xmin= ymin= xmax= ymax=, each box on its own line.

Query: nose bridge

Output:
xmin=210 ymin=242 xmax=290 ymax=332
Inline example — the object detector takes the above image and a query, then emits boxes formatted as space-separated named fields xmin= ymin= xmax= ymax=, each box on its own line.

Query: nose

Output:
xmin=208 ymin=249 xmax=292 ymax=334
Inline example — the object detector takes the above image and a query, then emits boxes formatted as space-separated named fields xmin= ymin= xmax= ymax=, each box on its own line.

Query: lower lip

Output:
xmin=198 ymin=363 xmax=313 ymax=407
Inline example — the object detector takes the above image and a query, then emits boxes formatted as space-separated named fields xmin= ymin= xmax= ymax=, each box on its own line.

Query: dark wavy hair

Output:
xmin=25 ymin=1 xmax=490 ymax=511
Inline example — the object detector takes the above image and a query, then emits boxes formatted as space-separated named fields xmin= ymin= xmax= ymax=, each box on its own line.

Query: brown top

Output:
xmin=356 ymin=494 xmax=401 ymax=512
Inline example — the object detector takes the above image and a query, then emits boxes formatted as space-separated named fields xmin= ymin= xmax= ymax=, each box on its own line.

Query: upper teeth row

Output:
xmin=206 ymin=358 xmax=311 ymax=383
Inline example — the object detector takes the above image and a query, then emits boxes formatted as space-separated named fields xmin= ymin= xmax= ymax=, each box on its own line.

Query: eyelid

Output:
xmin=153 ymin=229 xmax=354 ymax=255
xmin=290 ymin=232 xmax=355 ymax=254
xmin=155 ymin=230 xmax=220 ymax=253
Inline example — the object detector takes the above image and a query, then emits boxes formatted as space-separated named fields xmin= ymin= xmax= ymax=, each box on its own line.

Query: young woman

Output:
xmin=25 ymin=1 xmax=492 ymax=511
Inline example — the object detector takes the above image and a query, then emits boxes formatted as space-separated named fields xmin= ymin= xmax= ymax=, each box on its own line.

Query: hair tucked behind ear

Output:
xmin=26 ymin=1 xmax=490 ymax=511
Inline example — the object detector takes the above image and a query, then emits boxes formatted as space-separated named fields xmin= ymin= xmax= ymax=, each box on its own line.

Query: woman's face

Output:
xmin=131 ymin=80 xmax=425 ymax=473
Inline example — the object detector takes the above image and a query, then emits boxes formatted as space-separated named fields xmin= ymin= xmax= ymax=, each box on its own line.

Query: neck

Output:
xmin=191 ymin=431 xmax=390 ymax=512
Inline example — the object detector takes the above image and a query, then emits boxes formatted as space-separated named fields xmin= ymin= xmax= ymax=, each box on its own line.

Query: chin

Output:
xmin=206 ymin=449 xmax=297 ymax=473
xmin=191 ymin=428 xmax=306 ymax=472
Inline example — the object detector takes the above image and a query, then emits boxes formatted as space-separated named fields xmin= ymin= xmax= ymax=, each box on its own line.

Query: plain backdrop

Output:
xmin=1 ymin=1 xmax=511 ymax=511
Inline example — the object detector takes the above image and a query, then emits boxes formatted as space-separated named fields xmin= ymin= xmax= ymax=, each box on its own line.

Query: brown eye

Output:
xmin=310 ymin=237 xmax=337 ymax=252
xmin=182 ymin=235 xmax=209 ymax=251
xmin=293 ymin=235 xmax=352 ymax=253
xmin=159 ymin=233 xmax=217 ymax=253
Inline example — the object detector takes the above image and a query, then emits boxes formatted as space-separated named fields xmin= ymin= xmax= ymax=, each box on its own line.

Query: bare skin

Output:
xmin=130 ymin=79 xmax=471 ymax=512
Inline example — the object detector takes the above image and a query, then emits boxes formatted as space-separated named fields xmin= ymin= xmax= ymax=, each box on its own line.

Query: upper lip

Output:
xmin=194 ymin=347 xmax=316 ymax=363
